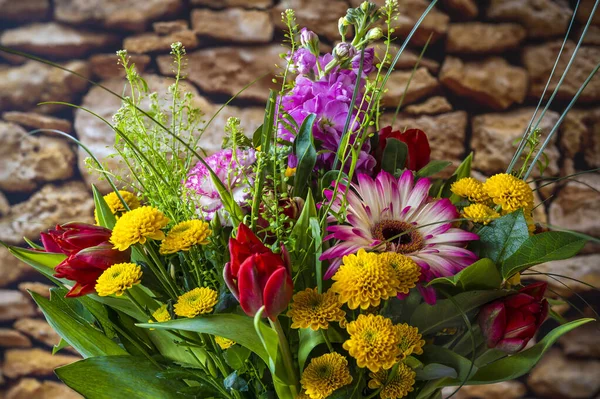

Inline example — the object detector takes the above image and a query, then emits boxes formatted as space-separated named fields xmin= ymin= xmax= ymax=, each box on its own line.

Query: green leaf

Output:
xmin=52 ymin=338 xmax=71 ymax=355
xmin=92 ymin=185 xmax=116 ymax=229
xmin=23 ymin=237 xmax=44 ymax=250
xmin=136 ymin=314 xmax=278 ymax=366
xmin=416 ymin=161 xmax=452 ymax=178
xmin=309 ymin=217 xmax=323 ymax=292
xmin=456 ymin=318 xmax=595 ymax=385
xmin=30 ymin=291 xmax=127 ymax=358
xmin=2 ymin=244 xmax=65 ymax=280
xmin=473 ymin=210 xmax=530 ymax=264
xmin=428 ymin=259 xmax=502 ymax=291
xmin=449 ymin=153 xmax=472 ymax=203
xmin=410 ymin=290 xmax=508 ymax=335
xmin=415 ymin=363 xmax=458 ymax=380
xmin=319 ymin=170 xmax=348 ymax=195
xmin=224 ymin=370 xmax=249 ymax=392
xmin=56 ymin=356 xmax=185 ymax=399
xmin=381 ymin=138 xmax=408 ymax=175
xmin=501 ymin=231 xmax=587 ymax=278
xmin=252 ymin=124 xmax=264 ymax=148
xmin=418 ymin=345 xmax=477 ymax=382
xmin=293 ymin=113 xmax=317 ymax=198
xmin=224 ymin=345 xmax=251 ymax=370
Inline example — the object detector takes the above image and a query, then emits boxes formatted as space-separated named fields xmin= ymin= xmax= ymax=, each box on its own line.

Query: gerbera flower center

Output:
xmin=372 ymin=220 xmax=424 ymax=254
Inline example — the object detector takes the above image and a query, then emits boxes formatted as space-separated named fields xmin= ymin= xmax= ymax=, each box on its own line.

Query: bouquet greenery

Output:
xmin=2 ymin=1 xmax=598 ymax=399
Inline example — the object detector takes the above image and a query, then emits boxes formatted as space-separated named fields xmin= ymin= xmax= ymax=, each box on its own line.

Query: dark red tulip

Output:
xmin=377 ymin=127 xmax=431 ymax=171
xmin=42 ymin=223 xmax=131 ymax=297
xmin=224 ymin=224 xmax=293 ymax=320
xmin=478 ymin=282 xmax=549 ymax=354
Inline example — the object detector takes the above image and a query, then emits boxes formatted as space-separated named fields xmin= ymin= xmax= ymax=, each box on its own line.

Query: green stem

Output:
xmin=270 ymin=317 xmax=300 ymax=396
xmin=321 ymin=330 xmax=334 ymax=352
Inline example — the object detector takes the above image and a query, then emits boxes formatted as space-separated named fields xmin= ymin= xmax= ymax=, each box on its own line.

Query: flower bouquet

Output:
xmin=1 ymin=1 xmax=598 ymax=399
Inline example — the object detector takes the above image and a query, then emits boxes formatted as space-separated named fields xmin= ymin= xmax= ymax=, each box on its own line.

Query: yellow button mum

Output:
xmin=462 ymin=203 xmax=500 ymax=225
xmin=300 ymin=352 xmax=353 ymax=399
xmin=151 ymin=304 xmax=171 ymax=323
xmin=343 ymin=314 xmax=401 ymax=373
xmin=331 ymin=249 xmax=400 ymax=310
xmin=368 ymin=364 xmax=416 ymax=399
xmin=396 ymin=323 xmax=425 ymax=359
xmin=215 ymin=336 xmax=236 ymax=350
xmin=451 ymin=177 xmax=489 ymax=203
xmin=95 ymin=190 xmax=141 ymax=224
xmin=95 ymin=263 xmax=142 ymax=297
xmin=378 ymin=253 xmax=421 ymax=295
xmin=287 ymin=288 xmax=346 ymax=331
xmin=110 ymin=206 xmax=170 ymax=251
xmin=159 ymin=220 xmax=212 ymax=255
xmin=174 ymin=287 xmax=218 ymax=318
xmin=483 ymin=173 xmax=534 ymax=213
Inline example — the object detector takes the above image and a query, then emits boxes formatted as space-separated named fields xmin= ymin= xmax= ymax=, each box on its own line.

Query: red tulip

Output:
xmin=478 ymin=282 xmax=549 ymax=354
xmin=42 ymin=223 xmax=131 ymax=297
xmin=377 ymin=127 xmax=431 ymax=171
xmin=224 ymin=224 xmax=293 ymax=320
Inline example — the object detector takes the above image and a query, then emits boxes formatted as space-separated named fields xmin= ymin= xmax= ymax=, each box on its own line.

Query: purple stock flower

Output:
xmin=185 ymin=148 xmax=256 ymax=221
xmin=288 ymin=48 xmax=317 ymax=76
xmin=352 ymin=47 xmax=375 ymax=75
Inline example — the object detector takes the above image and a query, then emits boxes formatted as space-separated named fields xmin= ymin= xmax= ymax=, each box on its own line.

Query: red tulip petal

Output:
xmin=263 ymin=267 xmax=293 ymax=319
xmin=537 ymin=299 xmax=549 ymax=327
xmin=223 ymin=262 xmax=239 ymax=301
xmin=520 ymin=282 xmax=547 ymax=301
xmin=504 ymin=293 xmax=534 ymax=309
xmin=237 ymin=256 xmax=264 ymax=317
xmin=40 ymin=233 xmax=65 ymax=254
xmin=65 ymin=282 xmax=96 ymax=297
xmin=495 ymin=338 xmax=528 ymax=354
xmin=478 ymin=302 xmax=507 ymax=348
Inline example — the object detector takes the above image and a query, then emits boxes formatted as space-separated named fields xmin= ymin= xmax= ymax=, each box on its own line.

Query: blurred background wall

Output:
xmin=0 ymin=0 xmax=598 ymax=398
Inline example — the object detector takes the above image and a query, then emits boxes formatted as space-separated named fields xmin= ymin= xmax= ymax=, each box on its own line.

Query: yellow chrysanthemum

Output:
xmin=343 ymin=314 xmax=400 ymax=373
xmin=174 ymin=287 xmax=218 ymax=318
xmin=331 ymin=249 xmax=400 ymax=310
xmin=287 ymin=288 xmax=346 ymax=331
xmin=159 ymin=220 xmax=212 ymax=255
xmin=300 ymin=352 xmax=353 ymax=399
xmin=95 ymin=190 xmax=140 ymax=224
xmin=95 ymin=263 xmax=142 ymax=297
xmin=483 ymin=174 xmax=534 ymax=214
xmin=148 ymin=304 xmax=171 ymax=329
xmin=451 ymin=178 xmax=489 ymax=203
xmin=378 ymin=253 xmax=421 ymax=295
xmin=296 ymin=392 xmax=312 ymax=399
xmin=396 ymin=323 xmax=425 ymax=359
xmin=368 ymin=364 xmax=416 ymax=399
xmin=462 ymin=203 xmax=500 ymax=225
xmin=110 ymin=206 xmax=170 ymax=251
xmin=215 ymin=336 xmax=236 ymax=350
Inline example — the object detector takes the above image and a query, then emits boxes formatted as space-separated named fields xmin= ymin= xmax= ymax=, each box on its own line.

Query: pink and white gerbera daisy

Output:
xmin=320 ymin=170 xmax=479 ymax=302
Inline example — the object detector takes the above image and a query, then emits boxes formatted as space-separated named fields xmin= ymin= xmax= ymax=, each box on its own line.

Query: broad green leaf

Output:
xmin=416 ymin=161 xmax=452 ymax=178
xmin=473 ymin=211 xmax=529 ymax=264
xmin=2 ymin=244 xmax=65 ymax=280
xmin=136 ymin=314 xmax=278 ymax=366
xmin=415 ymin=363 xmax=458 ymax=380
xmin=501 ymin=231 xmax=587 ymax=278
xmin=293 ymin=113 xmax=317 ymax=198
xmin=24 ymin=237 xmax=44 ymax=250
xmin=297 ymin=327 xmax=344 ymax=371
xmin=449 ymin=153 xmax=472 ymax=203
xmin=428 ymin=259 xmax=501 ymax=291
xmin=224 ymin=370 xmax=249 ymax=392
xmin=455 ymin=318 xmax=594 ymax=385
xmin=418 ymin=345 xmax=477 ymax=382
xmin=410 ymin=290 xmax=508 ymax=335
xmin=92 ymin=185 xmax=116 ymax=229
xmin=252 ymin=124 xmax=264 ymax=148
xmin=319 ymin=170 xmax=347 ymax=195
xmin=52 ymin=338 xmax=71 ymax=355
xmin=30 ymin=292 xmax=127 ymax=358
xmin=224 ymin=345 xmax=251 ymax=370
xmin=381 ymin=138 xmax=408 ymax=175
xmin=290 ymin=190 xmax=318 ymax=274
xmin=56 ymin=356 xmax=185 ymax=399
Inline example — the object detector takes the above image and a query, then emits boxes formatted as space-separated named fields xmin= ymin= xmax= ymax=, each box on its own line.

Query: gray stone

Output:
xmin=382 ymin=68 xmax=440 ymax=108
xmin=2 ymin=112 xmax=72 ymax=134
xmin=404 ymin=96 xmax=453 ymax=115
xmin=560 ymin=322 xmax=600 ymax=358
xmin=192 ymin=8 xmax=273 ymax=43
xmin=5 ymin=379 xmax=83 ymax=399
xmin=272 ymin=0 xmax=349 ymax=42
xmin=487 ymin=0 xmax=573 ymax=38
xmin=2 ymin=348 xmax=80 ymax=378
xmin=0 ymin=0 xmax=49 ymax=22
xmin=123 ymin=30 xmax=199 ymax=54
xmin=89 ymin=53 xmax=151 ymax=80
xmin=446 ymin=23 xmax=526 ymax=54
xmin=0 ymin=329 xmax=32 ymax=348
xmin=0 ymin=291 xmax=35 ymax=322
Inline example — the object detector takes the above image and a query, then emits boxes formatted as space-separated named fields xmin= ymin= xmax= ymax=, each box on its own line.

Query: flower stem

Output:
xmin=320 ymin=330 xmax=334 ymax=352
xmin=269 ymin=317 xmax=300 ymax=396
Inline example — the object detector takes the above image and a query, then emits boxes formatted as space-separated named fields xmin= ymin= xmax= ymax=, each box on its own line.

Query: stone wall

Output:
xmin=0 ymin=0 xmax=599 ymax=398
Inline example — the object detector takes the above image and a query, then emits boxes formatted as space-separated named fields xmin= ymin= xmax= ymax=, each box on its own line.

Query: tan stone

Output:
xmin=153 ymin=20 xmax=189 ymax=35
xmin=386 ymin=0 xmax=450 ymax=46
xmin=158 ymin=46 xmax=280 ymax=103
xmin=0 ymin=291 xmax=35 ymax=322
xmin=89 ymin=53 xmax=151 ymax=80
xmin=2 ymin=348 xmax=79 ymax=379
xmin=2 ymin=112 xmax=72 ymax=135
xmin=5 ymin=378 xmax=82 ymax=399
xmin=192 ymin=8 xmax=273 ymax=43
xmin=523 ymin=254 xmax=600 ymax=297
xmin=54 ymin=0 xmax=183 ymax=31
xmin=376 ymin=44 xmax=440 ymax=74
xmin=560 ymin=322 xmax=600 ymax=358
xmin=440 ymin=57 xmax=528 ymax=110
xmin=447 ymin=23 xmax=526 ymax=54
xmin=404 ymin=96 xmax=453 ymax=115
xmin=528 ymin=349 xmax=600 ymax=398
xmin=0 ymin=122 xmax=76 ymax=193
xmin=14 ymin=318 xmax=61 ymax=349
xmin=560 ymin=107 xmax=600 ymax=169
xmin=380 ymin=111 xmax=468 ymax=163
xmin=0 ymin=182 xmax=94 ymax=245
xmin=0 ymin=0 xmax=49 ymax=22
xmin=272 ymin=0 xmax=349 ymax=42
xmin=0 ymin=23 xmax=118 ymax=59
xmin=580 ymin=25 xmax=600 ymax=45
xmin=191 ymin=0 xmax=273 ymax=7
xmin=18 ymin=282 xmax=52 ymax=299
xmin=382 ymin=68 xmax=440 ymax=108
xmin=471 ymin=108 xmax=560 ymax=176
xmin=0 ymin=329 xmax=32 ymax=348
xmin=441 ymin=0 xmax=478 ymax=20
xmin=524 ymin=41 xmax=600 ymax=103
xmin=0 ymin=61 xmax=90 ymax=113
xmin=576 ymin=0 xmax=600 ymax=26
xmin=123 ymin=30 xmax=199 ymax=54
xmin=443 ymin=381 xmax=527 ymax=399
xmin=0 ymin=246 xmax=34 ymax=289
xmin=487 ymin=0 xmax=573 ymax=38
xmin=0 ymin=192 xmax=9 ymax=217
